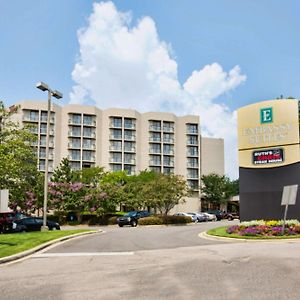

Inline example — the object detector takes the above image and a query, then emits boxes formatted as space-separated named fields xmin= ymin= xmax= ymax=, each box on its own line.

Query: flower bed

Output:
xmin=227 ymin=219 xmax=300 ymax=237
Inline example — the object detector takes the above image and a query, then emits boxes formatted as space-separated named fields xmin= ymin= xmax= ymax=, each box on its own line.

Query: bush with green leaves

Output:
xmin=138 ymin=216 xmax=164 ymax=225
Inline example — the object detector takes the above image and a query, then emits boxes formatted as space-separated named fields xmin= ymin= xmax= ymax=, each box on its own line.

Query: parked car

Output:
xmin=227 ymin=212 xmax=240 ymax=221
xmin=173 ymin=212 xmax=198 ymax=222
xmin=206 ymin=210 xmax=226 ymax=221
xmin=202 ymin=212 xmax=217 ymax=221
xmin=187 ymin=212 xmax=207 ymax=222
xmin=13 ymin=217 xmax=60 ymax=232
xmin=117 ymin=211 xmax=151 ymax=227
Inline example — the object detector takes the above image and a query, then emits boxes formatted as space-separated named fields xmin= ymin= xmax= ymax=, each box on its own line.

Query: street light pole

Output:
xmin=36 ymin=82 xmax=63 ymax=231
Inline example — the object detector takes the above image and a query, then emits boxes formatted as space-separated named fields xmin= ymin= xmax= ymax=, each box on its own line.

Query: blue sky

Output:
xmin=1 ymin=0 xmax=299 ymax=178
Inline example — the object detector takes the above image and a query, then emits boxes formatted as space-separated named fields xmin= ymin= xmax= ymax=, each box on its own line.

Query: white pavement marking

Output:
xmin=33 ymin=251 xmax=135 ymax=258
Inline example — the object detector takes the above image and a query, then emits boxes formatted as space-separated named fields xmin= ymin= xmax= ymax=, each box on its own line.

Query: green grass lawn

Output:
xmin=0 ymin=230 xmax=94 ymax=259
xmin=207 ymin=226 xmax=300 ymax=240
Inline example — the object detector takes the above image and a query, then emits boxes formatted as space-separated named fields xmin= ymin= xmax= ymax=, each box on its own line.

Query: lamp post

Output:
xmin=36 ymin=82 xmax=62 ymax=231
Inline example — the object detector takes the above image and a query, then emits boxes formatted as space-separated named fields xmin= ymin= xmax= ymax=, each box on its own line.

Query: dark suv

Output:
xmin=117 ymin=211 xmax=151 ymax=227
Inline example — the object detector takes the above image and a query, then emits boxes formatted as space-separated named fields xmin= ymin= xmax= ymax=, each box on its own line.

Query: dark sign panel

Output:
xmin=253 ymin=148 xmax=284 ymax=165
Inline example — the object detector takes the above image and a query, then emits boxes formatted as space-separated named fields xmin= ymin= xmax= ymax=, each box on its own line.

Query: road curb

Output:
xmin=0 ymin=230 xmax=101 ymax=265
xmin=200 ymin=231 xmax=300 ymax=242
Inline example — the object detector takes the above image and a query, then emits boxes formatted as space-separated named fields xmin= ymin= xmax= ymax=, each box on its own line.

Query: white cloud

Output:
xmin=70 ymin=1 xmax=247 ymax=178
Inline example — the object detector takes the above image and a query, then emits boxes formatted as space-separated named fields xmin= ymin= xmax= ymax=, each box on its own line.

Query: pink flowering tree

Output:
xmin=48 ymin=181 xmax=86 ymax=212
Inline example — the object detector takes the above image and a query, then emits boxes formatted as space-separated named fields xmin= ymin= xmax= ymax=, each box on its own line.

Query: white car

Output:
xmin=202 ymin=212 xmax=217 ymax=221
xmin=174 ymin=212 xmax=198 ymax=222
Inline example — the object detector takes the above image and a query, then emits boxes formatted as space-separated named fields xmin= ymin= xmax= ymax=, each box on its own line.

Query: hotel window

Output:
xmin=150 ymin=143 xmax=161 ymax=154
xmin=124 ymin=118 xmax=135 ymax=129
xmin=163 ymin=156 xmax=174 ymax=167
xmin=83 ymin=127 xmax=93 ymax=137
xmin=110 ymin=129 xmax=122 ymax=139
xmin=110 ymin=140 xmax=122 ymax=151
xmin=163 ymin=133 xmax=174 ymax=143
xmin=29 ymin=111 xmax=39 ymax=121
xmin=187 ymin=135 xmax=198 ymax=145
xmin=83 ymin=115 xmax=93 ymax=126
xmin=163 ymin=121 xmax=174 ymax=132
xmin=150 ymin=155 xmax=161 ymax=165
xmin=163 ymin=144 xmax=174 ymax=155
xmin=83 ymin=139 xmax=94 ymax=149
xmin=187 ymin=124 xmax=198 ymax=134
xmin=70 ymin=138 xmax=81 ymax=148
xmin=187 ymin=169 xmax=198 ymax=178
xmin=124 ymin=153 xmax=135 ymax=164
xmin=124 ymin=130 xmax=135 ymax=140
xmin=70 ymin=126 xmax=81 ymax=137
xmin=70 ymin=150 xmax=80 ymax=160
xmin=71 ymin=114 xmax=81 ymax=125
xmin=124 ymin=141 xmax=135 ymax=152
xmin=82 ymin=150 xmax=92 ymax=161
xmin=111 ymin=164 xmax=122 ymax=172
xmin=111 ymin=152 xmax=122 ymax=163
xmin=149 ymin=166 xmax=161 ymax=173
xmin=111 ymin=117 xmax=122 ymax=128
xmin=150 ymin=132 xmax=161 ymax=142
xmin=124 ymin=165 xmax=135 ymax=175
xmin=149 ymin=120 xmax=161 ymax=131
xmin=187 ymin=157 xmax=198 ymax=168
xmin=187 ymin=146 xmax=198 ymax=156
xmin=163 ymin=167 xmax=173 ymax=175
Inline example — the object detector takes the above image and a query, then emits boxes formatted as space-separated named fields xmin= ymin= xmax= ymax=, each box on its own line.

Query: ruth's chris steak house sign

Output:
xmin=253 ymin=148 xmax=284 ymax=165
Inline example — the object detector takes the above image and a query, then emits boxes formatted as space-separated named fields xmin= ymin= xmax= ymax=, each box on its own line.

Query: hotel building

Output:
xmin=11 ymin=100 xmax=224 ymax=212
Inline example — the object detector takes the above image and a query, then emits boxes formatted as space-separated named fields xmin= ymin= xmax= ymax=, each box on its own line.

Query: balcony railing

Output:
xmin=163 ymin=126 xmax=174 ymax=133
xmin=82 ymin=156 xmax=95 ymax=162
xmin=149 ymin=148 xmax=161 ymax=154
xmin=68 ymin=131 xmax=81 ymax=137
xmin=83 ymin=120 xmax=96 ymax=127
xmin=187 ymin=151 xmax=198 ymax=157
xmin=149 ymin=160 xmax=161 ymax=166
xmin=82 ymin=144 xmax=96 ymax=150
xmin=187 ymin=163 xmax=199 ymax=168
xmin=163 ymin=138 xmax=174 ymax=144
xmin=68 ymin=118 xmax=81 ymax=125
xmin=149 ymin=137 xmax=161 ymax=142
xmin=109 ymin=158 xmax=122 ymax=163
xmin=149 ymin=125 xmax=161 ymax=131
xmin=23 ymin=115 xmax=39 ymax=122
xmin=124 ymin=147 xmax=136 ymax=152
xmin=124 ymin=135 xmax=135 ymax=141
xmin=124 ymin=123 xmax=136 ymax=130
xmin=163 ymin=161 xmax=174 ymax=167
xmin=163 ymin=150 xmax=174 ymax=155
xmin=187 ymin=128 xmax=198 ymax=134
xmin=110 ymin=134 xmax=122 ymax=140
xmin=110 ymin=122 xmax=122 ymax=128
xmin=109 ymin=145 xmax=122 ymax=151
xmin=68 ymin=155 xmax=81 ymax=161
xmin=124 ymin=159 xmax=136 ymax=165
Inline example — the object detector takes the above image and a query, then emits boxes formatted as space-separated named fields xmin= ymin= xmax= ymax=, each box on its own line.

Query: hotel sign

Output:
xmin=253 ymin=148 xmax=284 ymax=165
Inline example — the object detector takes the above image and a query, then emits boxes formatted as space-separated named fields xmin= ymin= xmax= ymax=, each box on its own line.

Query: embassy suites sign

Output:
xmin=242 ymin=122 xmax=292 ymax=146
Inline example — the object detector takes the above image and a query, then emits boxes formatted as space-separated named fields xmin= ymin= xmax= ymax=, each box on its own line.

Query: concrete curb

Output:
xmin=0 ymin=230 xmax=101 ymax=265
xmin=200 ymin=231 xmax=300 ymax=243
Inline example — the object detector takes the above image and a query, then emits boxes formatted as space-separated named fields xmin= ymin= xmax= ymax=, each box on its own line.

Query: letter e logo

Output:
xmin=260 ymin=107 xmax=273 ymax=124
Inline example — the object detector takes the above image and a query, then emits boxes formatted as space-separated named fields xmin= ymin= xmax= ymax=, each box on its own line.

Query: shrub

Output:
xmin=108 ymin=216 xmax=118 ymax=225
xmin=160 ymin=215 xmax=192 ymax=224
xmin=138 ymin=216 xmax=163 ymax=225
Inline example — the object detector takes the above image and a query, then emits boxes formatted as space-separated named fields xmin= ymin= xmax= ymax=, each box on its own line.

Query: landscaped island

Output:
xmin=207 ymin=219 xmax=300 ymax=239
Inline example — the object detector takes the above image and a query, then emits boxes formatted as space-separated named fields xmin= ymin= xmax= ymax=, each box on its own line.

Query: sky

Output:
xmin=1 ymin=0 xmax=299 ymax=179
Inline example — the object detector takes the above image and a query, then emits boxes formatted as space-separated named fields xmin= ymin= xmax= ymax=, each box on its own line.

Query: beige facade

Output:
xmin=11 ymin=100 xmax=224 ymax=212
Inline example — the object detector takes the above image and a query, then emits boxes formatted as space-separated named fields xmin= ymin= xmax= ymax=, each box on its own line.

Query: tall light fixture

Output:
xmin=36 ymin=82 xmax=63 ymax=230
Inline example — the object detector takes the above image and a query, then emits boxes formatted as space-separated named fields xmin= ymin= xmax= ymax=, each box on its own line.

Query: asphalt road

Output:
xmin=1 ymin=221 xmax=300 ymax=300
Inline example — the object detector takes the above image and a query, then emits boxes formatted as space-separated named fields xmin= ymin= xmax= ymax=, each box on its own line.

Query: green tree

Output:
xmin=0 ymin=101 xmax=39 ymax=208
xmin=145 ymin=173 xmax=189 ymax=215
xmin=201 ymin=173 xmax=238 ymax=209
xmin=73 ymin=166 xmax=106 ymax=187
xmin=51 ymin=157 xmax=74 ymax=183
